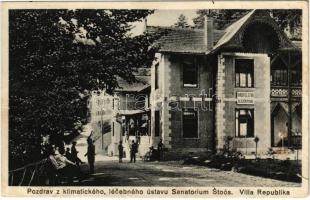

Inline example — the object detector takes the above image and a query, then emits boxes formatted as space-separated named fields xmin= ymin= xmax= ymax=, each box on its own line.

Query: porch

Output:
xmin=114 ymin=110 xmax=152 ymax=157
xmin=270 ymin=49 xmax=302 ymax=149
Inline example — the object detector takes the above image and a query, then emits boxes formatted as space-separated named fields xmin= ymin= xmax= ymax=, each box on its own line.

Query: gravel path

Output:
xmin=77 ymin=160 xmax=301 ymax=187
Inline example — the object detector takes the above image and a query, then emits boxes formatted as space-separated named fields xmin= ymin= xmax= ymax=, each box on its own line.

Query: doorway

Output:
xmin=271 ymin=103 xmax=288 ymax=147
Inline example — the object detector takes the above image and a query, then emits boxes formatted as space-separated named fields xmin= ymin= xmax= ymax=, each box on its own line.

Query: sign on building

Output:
xmin=236 ymin=92 xmax=254 ymax=104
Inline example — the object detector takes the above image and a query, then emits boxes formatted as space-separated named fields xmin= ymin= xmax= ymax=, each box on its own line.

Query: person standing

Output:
xmin=118 ymin=141 xmax=124 ymax=163
xmin=87 ymin=131 xmax=94 ymax=144
xmin=130 ymin=140 xmax=138 ymax=163
xmin=65 ymin=147 xmax=73 ymax=161
xmin=84 ymin=139 xmax=95 ymax=174
xmin=157 ymin=139 xmax=164 ymax=161
xmin=71 ymin=141 xmax=82 ymax=166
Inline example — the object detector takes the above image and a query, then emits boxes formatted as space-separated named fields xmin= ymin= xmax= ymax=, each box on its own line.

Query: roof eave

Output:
xmin=159 ymin=50 xmax=207 ymax=55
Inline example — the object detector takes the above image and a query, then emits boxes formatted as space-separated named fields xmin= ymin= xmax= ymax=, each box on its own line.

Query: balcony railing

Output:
xmin=271 ymin=86 xmax=302 ymax=98
xmin=291 ymin=135 xmax=302 ymax=149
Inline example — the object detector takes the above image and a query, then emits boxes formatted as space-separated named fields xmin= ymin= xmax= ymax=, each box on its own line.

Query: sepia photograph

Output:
xmin=1 ymin=1 xmax=308 ymax=197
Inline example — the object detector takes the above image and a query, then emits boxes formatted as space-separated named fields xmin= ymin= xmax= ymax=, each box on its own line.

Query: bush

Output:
xmin=235 ymin=159 xmax=301 ymax=183
xmin=203 ymin=146 xmax=301 ymax=183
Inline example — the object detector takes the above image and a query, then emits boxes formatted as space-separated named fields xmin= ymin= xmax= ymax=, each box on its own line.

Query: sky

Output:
xmin=147 ymin=10 xmax=198 ymax=26
xmin=130 ymin=10 xmax=198 ymax=36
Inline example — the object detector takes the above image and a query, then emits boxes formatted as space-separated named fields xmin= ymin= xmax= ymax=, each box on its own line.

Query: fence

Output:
xmin=8 ymin=158 xmax=48 ymax=186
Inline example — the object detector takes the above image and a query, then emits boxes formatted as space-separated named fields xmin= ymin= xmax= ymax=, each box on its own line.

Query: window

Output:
xmin=155 ymin=63 xmax=159 ymax=89
xmin=271 ymin=69 xmax=287 ymax=86
xmin=291 ymin=69 xmax=302 ymax=86
xmin=235 ymin=59 xmax=254 ymax=88
xmin=129 ymin=118 xmax=136 ymax=136
xmin=139 ymin=119 xmax=148 ymax=136
xmin=135 ymin=95 xmax=147 ymax=110
xmin=235 ymin=109 xmax=254 ymax=137
xmin=183 ymin=109 xmax=198 ymax=138
xmin=155 ymin=111 xmax=160 ymax=137
xmin=112 ymin=122 xmax=114 ymax=136
xmin=122 ymin=124 xmax=125 ymax=136
xmin=183 ymin=59 xmax=198 ymax=88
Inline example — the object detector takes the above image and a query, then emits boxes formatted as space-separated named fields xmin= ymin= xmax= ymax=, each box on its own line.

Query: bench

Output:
xmin=44 ymin=158 xmax=81 ymax=185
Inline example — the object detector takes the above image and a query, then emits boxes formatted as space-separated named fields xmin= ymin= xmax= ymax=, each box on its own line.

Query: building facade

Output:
xmin=89 ymin=10 xmax=302 ymax=159
xmin=88 ymin=69 xmax=152 ymax=158
xmin=108 ymin=69 xmax=152 ymax=157
xmin=149 ymin=10 xmax=302 ymax=158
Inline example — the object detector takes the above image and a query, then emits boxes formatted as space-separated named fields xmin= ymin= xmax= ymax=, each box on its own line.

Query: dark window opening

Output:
xmin=183 ymin=59 xmax=198 ymax=88
xmin=155 ymin=63 xmax=159 ymax=89
xmin=155 ymin=111 xmax=160 ymax=137
xmin=183 ymin=109 xmax=198 ymax=138
xmin=128 ymin=117 xmax=136 ymax=136
xmin=235 ymin=59 xmax=254 ymax=88
xmin=139 ymin=114 xmax=149 ymax=136
xmin=235 ymin=109 xmax=254 ymax=138
xmin=122 ymin=125 xmax=125 ymax=136
xmin=291 ymin=69 xmax=302 ymax=86
xmin=112 ymin=122 xmax=114 ymax=136
xmin=139 ymin=122 xmax=148 ymax=136
xmin=271 ymin=69 xmax=288 ymax=86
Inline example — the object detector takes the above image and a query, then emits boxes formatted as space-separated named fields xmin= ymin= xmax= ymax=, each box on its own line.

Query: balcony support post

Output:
xmin=287 ymin=52 xmax=292 ymax=147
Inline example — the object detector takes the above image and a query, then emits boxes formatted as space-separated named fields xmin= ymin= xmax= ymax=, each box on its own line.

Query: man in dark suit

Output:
xmin=130 ymin=140 xmax=138 ymax=163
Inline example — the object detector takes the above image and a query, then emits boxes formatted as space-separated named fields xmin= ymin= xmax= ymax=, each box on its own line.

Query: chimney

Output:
xmin=144 ymin=18 xmax=148 ymax=32
xmin=204 ymin=16 xmax=214 ymax=50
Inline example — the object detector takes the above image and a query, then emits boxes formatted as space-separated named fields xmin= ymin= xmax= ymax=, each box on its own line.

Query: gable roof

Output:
xmin=152 ymin=27 xmax=225 ymax=54
xmin=211 ymin=10 xmax=299 ymax=53
xmin=115 ymin=68 xmax=151 ymax=92
xmin=211 ymin=10 xmax=255 ymax=52
xmin=152 ymin=10 xmax=300 ymax=54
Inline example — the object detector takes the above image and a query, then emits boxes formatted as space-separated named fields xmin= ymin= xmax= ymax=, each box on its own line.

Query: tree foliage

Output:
xmin=270 ymin=10 xmax=302 ymax=40
xmin=9 ymin=9 xmax=161 ymax=168
xmin=174 ymin=14 xmax=190 ymax=28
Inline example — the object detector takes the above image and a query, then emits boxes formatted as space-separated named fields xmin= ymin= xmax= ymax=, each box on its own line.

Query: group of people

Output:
xmin=64 ymin=142 xmax=82 ymax=167
xmin=117 ymin=140 xmax=138 ymax=163
xmin=47 ymin=144 xmax=81 ymax=184
xmin=66 ymin=138 xmax=96 ymax=172
xmin=117 ymin=139 xmax=164 ymax=163
xmin=46 ymin=135 xmax=164 ymax=184
xmin=46 ymin=136 xmax=96 ymax=184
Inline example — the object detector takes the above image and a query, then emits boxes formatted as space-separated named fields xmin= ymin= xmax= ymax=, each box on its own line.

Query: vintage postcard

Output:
xmin=1 ymin=0 xmax=308 ymax=198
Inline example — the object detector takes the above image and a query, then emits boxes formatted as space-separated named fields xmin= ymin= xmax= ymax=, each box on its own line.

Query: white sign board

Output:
xmin=236 ymin=92 xmax=254 ymax=104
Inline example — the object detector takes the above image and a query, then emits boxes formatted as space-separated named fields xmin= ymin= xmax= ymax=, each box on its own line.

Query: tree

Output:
xmin=270 ymin=10 xmax=302 ymax=40
xmin=9 ymin=9 xmax=161 ymax=168
xmin=174 ymin=14 xmax=190 ymax=28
